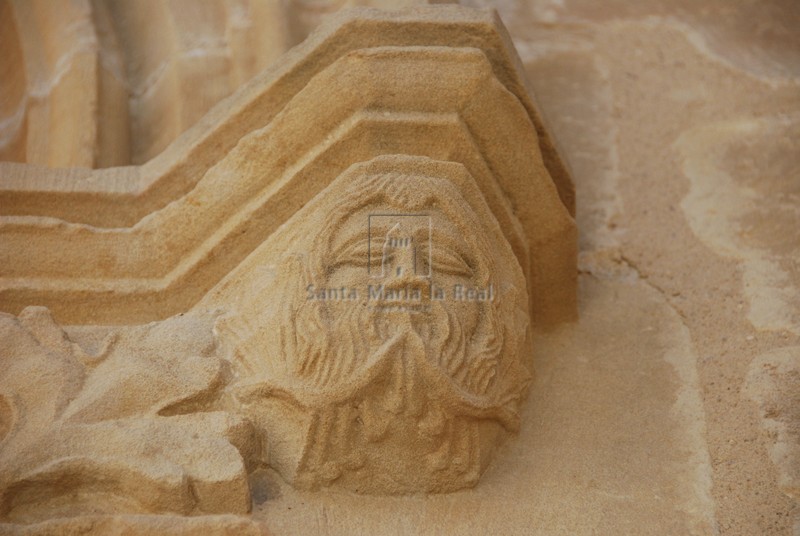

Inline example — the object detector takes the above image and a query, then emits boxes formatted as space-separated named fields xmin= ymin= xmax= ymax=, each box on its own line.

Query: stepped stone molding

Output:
xmin=0 ymin=7 xmax=577 ymax=328
xmin=0 ymin=6 xmax=573 ymax=226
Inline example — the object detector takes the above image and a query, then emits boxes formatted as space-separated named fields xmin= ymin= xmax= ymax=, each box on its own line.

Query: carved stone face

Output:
xmin=223 ymin=168 xmax=531 ymax=494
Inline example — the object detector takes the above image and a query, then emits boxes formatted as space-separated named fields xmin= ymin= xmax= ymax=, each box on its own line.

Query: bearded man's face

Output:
xmin=221 ymin=170 xmax=531 ymax=494
xmin=278 ymin=204 xmax=526 ymax=493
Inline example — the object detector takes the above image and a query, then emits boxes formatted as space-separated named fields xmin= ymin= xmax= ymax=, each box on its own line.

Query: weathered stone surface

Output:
xmin=744 ymin=348 xmax=800 ymax=502
xmin=256 ymin=275 xmax=717 ymax=534
xmin=506 ymin=3 xmax=799 ymax=532
xmin=0 ymin=514 xmax=270 ymax=535
xmin=0 ymin=308 xmax=256 ymax=521
xmin=0 ymin=0 xmax=429 ymax=169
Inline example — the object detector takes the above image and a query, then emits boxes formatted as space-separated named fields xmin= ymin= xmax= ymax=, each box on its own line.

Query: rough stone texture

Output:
xmin=499 ymin=1 xmax=799 ymax=533
xmin=1 ymin=1 xmax=799 ymax=535
xmin=744 ymin=348 xmax=800 ymax=502
xmin=0 ymin=514 xmax=270 ymax=535
xmin=256 ymin=274 xmax=717 ymax=534
xmin=0 ymin=308 xmax=257 ymax=521
xmin=0 ymin=0 xmax=427 ymax=168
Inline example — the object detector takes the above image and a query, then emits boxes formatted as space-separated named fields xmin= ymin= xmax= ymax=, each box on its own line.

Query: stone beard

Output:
xmin=222 ymin=171 xmax=531 ymax=494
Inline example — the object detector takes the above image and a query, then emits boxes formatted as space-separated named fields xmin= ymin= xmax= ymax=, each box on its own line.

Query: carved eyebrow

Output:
xmin=328 ymin=224 xmax=424 ymax=267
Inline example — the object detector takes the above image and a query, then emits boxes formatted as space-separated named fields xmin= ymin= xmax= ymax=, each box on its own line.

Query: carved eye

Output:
xmin=330 ymin=237 xmax=381 ymax=269
xmin=430 ymin=247 xmax=473 ymax=278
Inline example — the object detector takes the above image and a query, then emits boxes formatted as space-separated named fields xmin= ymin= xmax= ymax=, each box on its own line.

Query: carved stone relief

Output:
xmin=207 ymin=155 xmax=533 ymax=493
xmin=0 ymin=3 xmax=576 ymax=533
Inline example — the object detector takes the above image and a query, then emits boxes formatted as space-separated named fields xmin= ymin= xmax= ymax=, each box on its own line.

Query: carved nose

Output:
xmin=382 ymin=275 xmax=431 ymax=302
xmin=380 ymin=222 xmax=425 ymax=278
